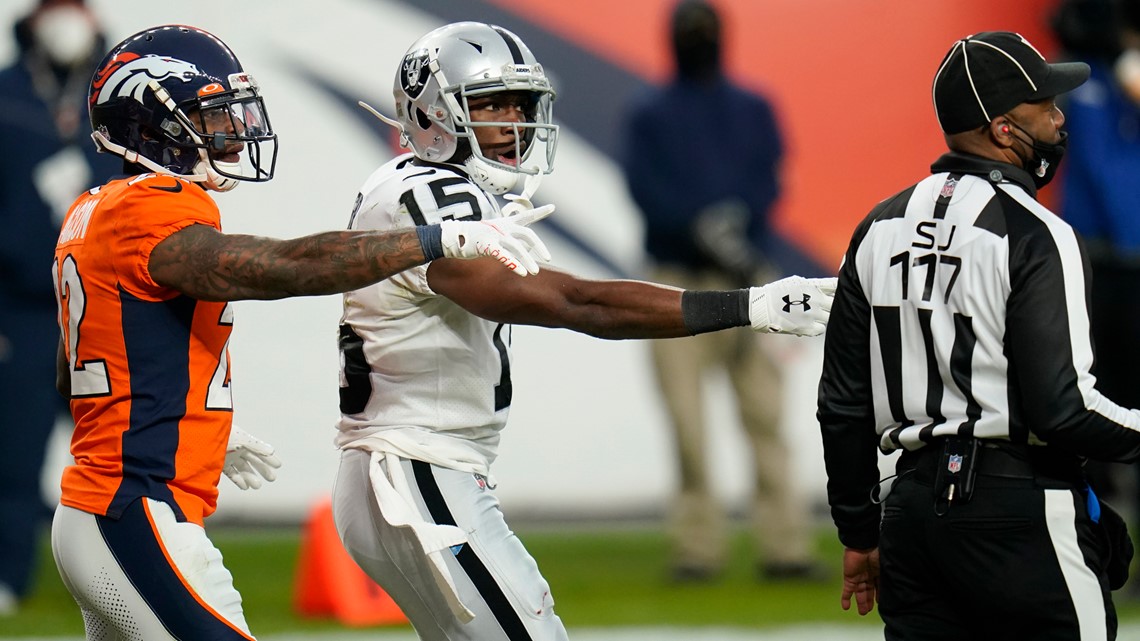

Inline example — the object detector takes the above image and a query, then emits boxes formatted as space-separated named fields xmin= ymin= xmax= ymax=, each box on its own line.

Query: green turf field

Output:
xmin=6 ymin=524 xmax=1140 ymax=636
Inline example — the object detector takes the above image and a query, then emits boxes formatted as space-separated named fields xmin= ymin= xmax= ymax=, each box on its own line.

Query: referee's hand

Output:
xmin=841 ymin=547 xmax=879 ymax=616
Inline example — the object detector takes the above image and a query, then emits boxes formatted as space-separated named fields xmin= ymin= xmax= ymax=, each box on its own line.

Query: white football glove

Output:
xmin=223 ymin=426 xmax=282 ymax=490
xmin=749 ymin=276 xmax=837 ymax=336
xmin=439 ymin=204 xmax=554 ymax=276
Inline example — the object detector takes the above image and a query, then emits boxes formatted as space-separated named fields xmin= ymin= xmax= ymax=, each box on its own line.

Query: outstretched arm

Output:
xmin=427 ymin=259 xmax=834 ymax=339
xmin=149 ymin=213 xmax=551 ymax=301
xmin=430 ymin=258 xmax=689 ymax=339
xmin=149 ymin=224 xmax=433 ymax=301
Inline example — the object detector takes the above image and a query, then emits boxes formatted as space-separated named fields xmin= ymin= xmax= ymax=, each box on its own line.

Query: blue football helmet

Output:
xmin=88 ymin=25 xmax=277 ymax=191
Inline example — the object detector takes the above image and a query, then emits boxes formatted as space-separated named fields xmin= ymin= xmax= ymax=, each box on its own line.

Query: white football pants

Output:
xmin=51 ymin=498 xmax=253 ymax=640
xmin=333 ymin=448 xmax=568 ymax=641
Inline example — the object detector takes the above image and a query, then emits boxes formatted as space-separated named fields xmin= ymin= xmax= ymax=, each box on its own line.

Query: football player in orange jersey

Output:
xmin=49 ymin=24 xmax=552 ymax=641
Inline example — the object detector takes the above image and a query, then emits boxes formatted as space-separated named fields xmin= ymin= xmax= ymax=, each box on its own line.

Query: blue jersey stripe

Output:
xmin=108 ymin=289 xmax=195 ymax=521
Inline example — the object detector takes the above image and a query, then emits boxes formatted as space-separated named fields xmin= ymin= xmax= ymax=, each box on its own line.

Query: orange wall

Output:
xmin=489 ymin=0 xmax=1063 ymax=268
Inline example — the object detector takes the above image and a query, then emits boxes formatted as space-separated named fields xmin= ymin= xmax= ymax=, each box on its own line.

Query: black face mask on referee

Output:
xmin=1005 ymin=119 xmax=1068 ymax=188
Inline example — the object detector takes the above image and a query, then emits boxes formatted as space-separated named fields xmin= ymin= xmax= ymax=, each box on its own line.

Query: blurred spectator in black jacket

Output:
xmin=0 ymin=0 xmax=117 ymax=615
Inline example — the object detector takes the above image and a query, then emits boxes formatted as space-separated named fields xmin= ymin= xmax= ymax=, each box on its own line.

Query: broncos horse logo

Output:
xmin=90 ymin=52 xmax=203 ymax=106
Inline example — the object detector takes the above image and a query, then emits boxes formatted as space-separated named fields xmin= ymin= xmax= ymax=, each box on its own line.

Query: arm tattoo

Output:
xmin=148 ymin=224 xmax=430 ymax=301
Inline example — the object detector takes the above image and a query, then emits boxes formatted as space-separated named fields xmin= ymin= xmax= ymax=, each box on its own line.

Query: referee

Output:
xmin=818 ymin=31 xmax=1140 ymax=640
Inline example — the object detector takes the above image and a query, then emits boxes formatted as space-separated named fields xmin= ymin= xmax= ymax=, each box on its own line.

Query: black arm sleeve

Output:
xmin=1005 ymin=203 xmax=1140 ymax=461
xmin=817 ymin=217 xmax=883 ymax=550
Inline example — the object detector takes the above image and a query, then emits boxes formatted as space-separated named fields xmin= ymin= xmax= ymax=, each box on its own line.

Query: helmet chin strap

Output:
xmin=187 ymin=124 xmax=241 ymax=191
xmin=463 ymin=155 xmax=520 ymax=195
xmin=193 ymin=154 xmax=240 ymax=192
xmin=92 ymin=129 xmax=235 ymax=190
xmin=519 ymin=172 xmax=542 ymax=201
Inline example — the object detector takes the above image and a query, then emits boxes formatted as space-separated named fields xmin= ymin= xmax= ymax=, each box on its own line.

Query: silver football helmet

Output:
xmin=390 ymin=22 xmax=558 ymax=194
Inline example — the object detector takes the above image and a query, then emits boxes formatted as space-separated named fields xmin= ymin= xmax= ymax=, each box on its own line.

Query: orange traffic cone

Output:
xmin=293 ymin=497 xmax=408 ymax=627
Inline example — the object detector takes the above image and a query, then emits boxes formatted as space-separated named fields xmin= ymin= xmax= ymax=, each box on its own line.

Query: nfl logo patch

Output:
xmin=947 ymin=454 xmax=963 ymax=474
xmin=940 ymin=178 xmax=958 ymax=199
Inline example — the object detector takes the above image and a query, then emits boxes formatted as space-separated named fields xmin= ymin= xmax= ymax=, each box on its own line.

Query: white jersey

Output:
xmin=335 ymin=154 xmax=512 ymax=474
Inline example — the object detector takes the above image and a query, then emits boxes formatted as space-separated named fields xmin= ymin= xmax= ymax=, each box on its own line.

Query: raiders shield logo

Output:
xmin=401 ymin=50 xmax=431 ymax=99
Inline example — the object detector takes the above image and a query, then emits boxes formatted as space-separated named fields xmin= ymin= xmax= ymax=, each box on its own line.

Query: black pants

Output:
xmin=879 ymin=456 xmax=1116 ymax=640
xmin=0 ymin=304 xmax=63 ymax=597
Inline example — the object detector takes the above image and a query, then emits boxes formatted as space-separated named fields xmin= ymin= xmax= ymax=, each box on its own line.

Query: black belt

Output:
xmin=897 ymin=438 xmax=1083 ymax=483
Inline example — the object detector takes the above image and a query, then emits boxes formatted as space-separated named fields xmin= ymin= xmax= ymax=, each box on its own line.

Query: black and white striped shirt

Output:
xmin=817 ymin=151 xmax=1140 ymax=549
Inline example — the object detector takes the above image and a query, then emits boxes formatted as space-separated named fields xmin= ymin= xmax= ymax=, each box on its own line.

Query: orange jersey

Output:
xmin=53 ymin=173 xmax=234 ymax=526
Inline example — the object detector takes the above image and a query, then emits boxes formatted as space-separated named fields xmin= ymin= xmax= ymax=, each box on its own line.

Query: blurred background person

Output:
xmin=0 ymin=0 xmax=116 ymax=615
xmin=1051 ymin=0 xmax=1140 ymax=591
xmin=621 ymin=0 xmax=825 ymax=583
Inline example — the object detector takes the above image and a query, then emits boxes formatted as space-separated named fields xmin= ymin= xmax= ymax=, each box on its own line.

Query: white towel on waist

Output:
xmin=364 ymin=450 xmax=475 ymax=622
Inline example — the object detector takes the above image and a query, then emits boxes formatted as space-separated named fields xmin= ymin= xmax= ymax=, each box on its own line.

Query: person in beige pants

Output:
xmin=622 ymin=0 xmax=827 ymax=582
xmin=651 ymin=266 xmax=822 ymax=581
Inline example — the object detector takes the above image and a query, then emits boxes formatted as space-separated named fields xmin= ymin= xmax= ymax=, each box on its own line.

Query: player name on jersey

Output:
xmin=58 ymin=197 xmax=99 ymax=244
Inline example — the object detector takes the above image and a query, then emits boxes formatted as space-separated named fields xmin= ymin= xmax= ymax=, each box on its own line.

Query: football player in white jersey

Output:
xmin=332 ymin=21 xmax=836 ymax=641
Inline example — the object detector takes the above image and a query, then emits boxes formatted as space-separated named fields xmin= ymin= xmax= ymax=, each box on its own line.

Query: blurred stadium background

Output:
xmin=7 ymin=0 xmax=1140 ymax=637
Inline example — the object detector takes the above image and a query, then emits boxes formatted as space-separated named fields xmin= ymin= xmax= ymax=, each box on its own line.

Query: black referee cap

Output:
xmin=932 ymin=31 xmax=1090 ymax=134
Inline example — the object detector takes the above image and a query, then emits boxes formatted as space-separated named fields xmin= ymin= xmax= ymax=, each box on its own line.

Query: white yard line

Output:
xmin=9 ymin=625 xmax=1140 ymax=641
xmin=265 ymin=627 xmax=884 ymax=640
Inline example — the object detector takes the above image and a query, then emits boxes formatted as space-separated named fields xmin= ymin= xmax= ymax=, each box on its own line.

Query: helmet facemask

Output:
xmin=447 ymin=75 xmax=557 ymax=195
xmin=177 ymin=76 xmax=277 ymax=191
